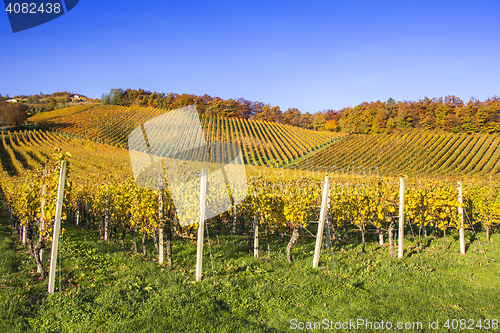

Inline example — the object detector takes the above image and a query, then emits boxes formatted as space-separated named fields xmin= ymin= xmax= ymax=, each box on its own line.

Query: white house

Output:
xmin=72 ymin=95 xmax=80 ymax=100
xmin=6 ymin=99 xmax=17 ymax=103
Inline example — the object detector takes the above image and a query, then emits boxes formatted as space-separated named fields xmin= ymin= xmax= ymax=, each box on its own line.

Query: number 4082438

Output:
xmin=5 ymin=3 xmax=61 ymax=14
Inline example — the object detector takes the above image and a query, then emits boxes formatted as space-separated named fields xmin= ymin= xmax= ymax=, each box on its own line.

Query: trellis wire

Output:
xmin=404 ymin=207 xmax=424 ymax=266
xmin=464 ymin=208 xmax=488 ymax=260
xmin=205 ymin=224 xmax=216 ymax=286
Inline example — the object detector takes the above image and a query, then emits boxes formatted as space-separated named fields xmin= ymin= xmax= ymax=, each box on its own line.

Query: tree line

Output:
xmin=5 ymin=89 xmax=499 ymax=133
xmin=338 ymin=96 xmax=500 ymax=134
xmin=0 ymin=98 xmax=28 ymax=127
xmin=100 ymin=89 xmax=500 ymax=134
xmin=100 ymin=88 xmax=337 ymax=131
xmin=0 ymin=92 xmax=95 ymax=122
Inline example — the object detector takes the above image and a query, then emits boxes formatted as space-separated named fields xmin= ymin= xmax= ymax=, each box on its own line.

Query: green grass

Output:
xmin=1 ymin=210 xmax=499 ymax=332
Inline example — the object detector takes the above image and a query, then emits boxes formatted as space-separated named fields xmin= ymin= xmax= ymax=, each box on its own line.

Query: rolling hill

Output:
xmin=26 ymin=105 xmax=500 ymax=179
xmin=28 ymin=105 xmax=343 ymax=167
xmin=292 ymin=131 xmax=500 ymax=179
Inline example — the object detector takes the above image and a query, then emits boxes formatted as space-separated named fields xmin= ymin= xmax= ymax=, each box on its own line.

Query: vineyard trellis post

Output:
xmin=104 ymin=184 xmax=109 ymax=241
xmin=232 ymin=205 xmax=237 ymax=234
xmin=158 ymin=188 xmax=164 ymax=264
xmin=196 ymin=169 xmax=207 ymax=282
xmin=48 ymin=160 xmax=67 ymax=294
xmin=253 ymin=190 xmax=259 ymax=258
xmin=458 ymin=181 xmax=465 ymax=255
xmin=253 ymin=213 xmax=259 ymax=258
xmin=398 ymin=177 xmax=404 ymax=259
xmin=313 ymin=176 xmax=330 ymax=268
xmin=38 ymin=169 xmax=47 ymax=273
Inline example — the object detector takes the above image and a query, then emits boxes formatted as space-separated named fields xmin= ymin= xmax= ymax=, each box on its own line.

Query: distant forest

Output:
xmin=101 ymin=88 xmax=500 ymax=134
xmin=2 ymin=89 xmax=499 ymax=134
xmin=0 ymin=91 xmax=95 ymax=116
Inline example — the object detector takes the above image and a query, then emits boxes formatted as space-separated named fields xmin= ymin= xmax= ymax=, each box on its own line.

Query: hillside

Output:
xmin=28 ymin=105 xmax=343 ymax=167
xmin=1 ymin=129 xmax=499 ymax=333
xmin=293 ymin=131 xmax=500 ymax=179
xmin=24 ymin=105 xmax=500 ymax=179
xmin=0 ymin=130 xmax=131 ymax=182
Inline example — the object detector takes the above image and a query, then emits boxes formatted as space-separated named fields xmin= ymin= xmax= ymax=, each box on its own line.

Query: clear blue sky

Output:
xmin=1 ymin=0 xmax=499 ymax=113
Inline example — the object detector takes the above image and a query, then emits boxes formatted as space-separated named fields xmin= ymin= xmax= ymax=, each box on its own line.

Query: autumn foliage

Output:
xmin=99 ymin=88 xmax=500 ymax=134
xmin=0 ymin=100 xmax=28 ymax=127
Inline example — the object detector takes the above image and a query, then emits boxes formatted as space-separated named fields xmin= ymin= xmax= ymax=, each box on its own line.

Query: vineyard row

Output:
xmin=295 ymin=131 xmax=500 ymax=178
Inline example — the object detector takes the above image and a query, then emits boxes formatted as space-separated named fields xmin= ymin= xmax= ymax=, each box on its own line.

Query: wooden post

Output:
xmin=253 ymin=213 xmax=259 ymax=258
xmin=378 ymin=228 xmax=384 ymax=246
xmin=39 ymin=169 xmax=47 ymax=274
xmin=158 ymin=189 xmax=164 ymax=264
xmin=398 ymin=177 xmax=405 ymax=259
xmin=196 ymin=169 xmax=207 ymax=282
xmin=159 ymin=229 xmax=164 ymax=263
xmin=458 ymin=181 xmax=465 ymax=255
xmin=104 ymin=185 xmax=109 ymax=241
xmin=48 ymin=161 xmax=67 ymax=294
xmin=313 ymin=176 xmax=330 ymax=268
xmin=253 ymin=191 xmax=259 ymax=258
xmin=232 ymin=205 xmax=237 ymax=234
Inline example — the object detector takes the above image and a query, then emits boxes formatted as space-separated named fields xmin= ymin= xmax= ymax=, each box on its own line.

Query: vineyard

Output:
xmin=28 ymin=105 xmax=342 ymax=167
xmin=0 ymin=128 xmax=499 ymax=266
xmin=1 ymin=125 xmax=499 ymax=330
xmin=293 ymin=131 xmax=500 ymax=179
xmin=4 ymin=0 xmax=500 ymax=328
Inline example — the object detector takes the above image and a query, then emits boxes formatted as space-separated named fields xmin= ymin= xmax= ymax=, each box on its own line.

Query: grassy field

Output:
xmin=1 ymin=196 xmax=499 ymax=333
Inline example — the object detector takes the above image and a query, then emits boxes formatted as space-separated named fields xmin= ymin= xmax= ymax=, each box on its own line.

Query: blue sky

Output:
xmin=1 ymin=0 xmax=499 ymax=113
